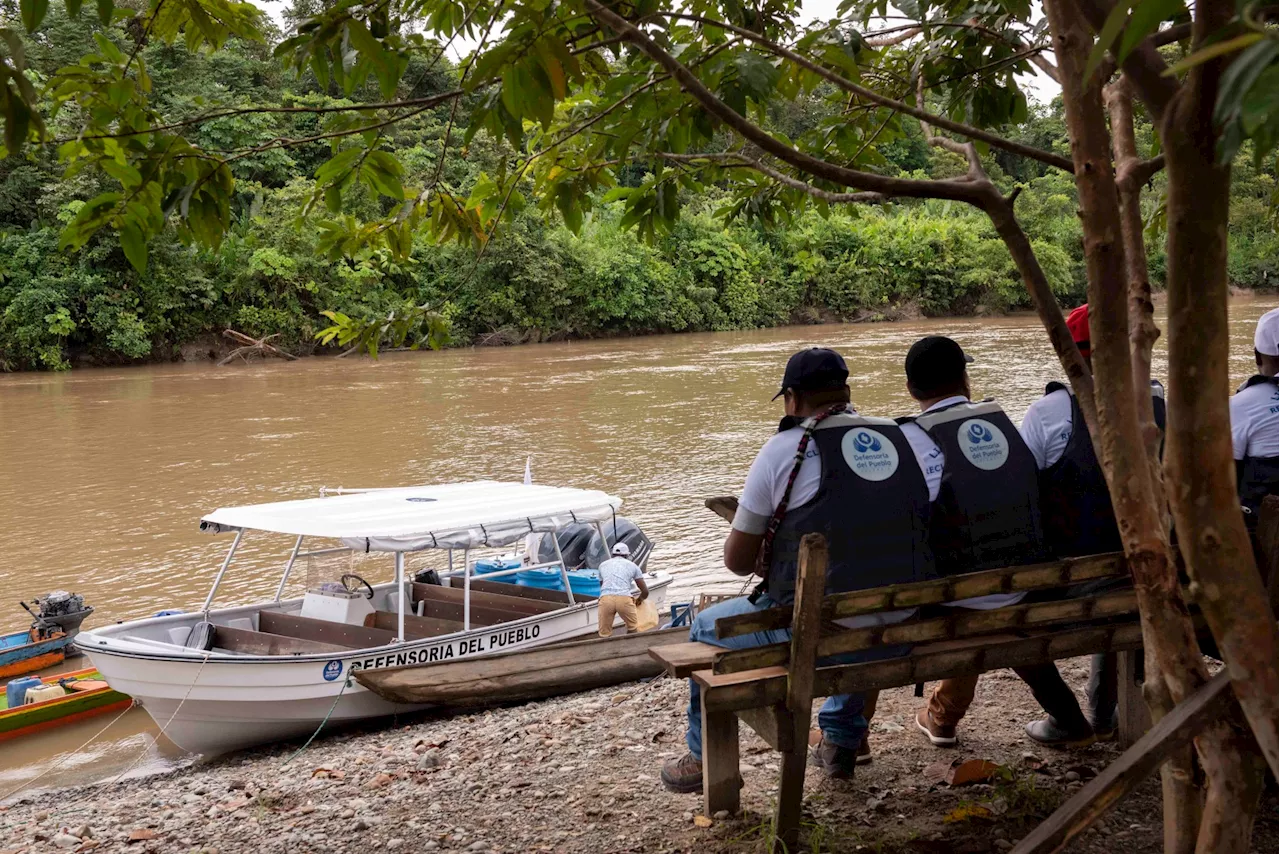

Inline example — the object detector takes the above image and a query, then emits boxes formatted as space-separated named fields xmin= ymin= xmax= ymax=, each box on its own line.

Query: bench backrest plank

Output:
xmin=259 ymin=611 xmax=397 ymax=649
xmin=714 ymin=552 xmax=1127 ymax=640
xmin=713 ymin=589 xmax=1138 ymax=675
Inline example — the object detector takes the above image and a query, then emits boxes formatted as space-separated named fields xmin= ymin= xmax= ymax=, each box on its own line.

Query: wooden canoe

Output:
xmin=0 ymin=667 xmax=131 ymax=742
xmin=355 ymin=626 xmax=687 ymax=707
xmin=0 ymin=628 xmax=70 ymax=680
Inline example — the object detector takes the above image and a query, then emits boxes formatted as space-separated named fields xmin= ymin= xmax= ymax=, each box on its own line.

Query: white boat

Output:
xmin=79 ymin=481 xmax=672 ymax=755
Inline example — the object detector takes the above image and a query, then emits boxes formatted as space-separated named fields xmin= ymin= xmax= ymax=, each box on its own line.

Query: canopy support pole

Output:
xmin=274 ymin=535 xmax=305 ymax=603
xmin=203 ymin=528 xmax=244 ymax=613
xmin=463 ymin=549 xmax=471 ymax=631
xmin=394 ymin=552 xmax=405 ymax=643
xmin=553 ymin=537 xmax=576 ymax=605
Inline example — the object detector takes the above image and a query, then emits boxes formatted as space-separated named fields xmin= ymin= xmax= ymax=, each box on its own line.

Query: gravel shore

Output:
xmin=1 ymin=657 xmax=1275 ymax=854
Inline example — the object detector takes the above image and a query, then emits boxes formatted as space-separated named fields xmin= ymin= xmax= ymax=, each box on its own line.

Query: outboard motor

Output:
xmin=583 ymin=517 xmax=653 ymax=569
xmin=32 ymin=591 xmax=94 ymax=637
xmin=536 ymin=523 xmax=597 ymax=568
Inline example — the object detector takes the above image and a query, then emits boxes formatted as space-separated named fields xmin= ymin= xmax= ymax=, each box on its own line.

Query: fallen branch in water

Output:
xmin=218 ymin=330 xmax=299 ymax=366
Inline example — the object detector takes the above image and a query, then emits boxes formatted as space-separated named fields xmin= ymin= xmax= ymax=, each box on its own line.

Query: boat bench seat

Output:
xmin=214 ymin=625 xmax=348 ymax=656
xmin=365 ymin=610 xmax=465 ymax=640
xmin=410 ymin=583 xmax=563 ymax=627
xmin=259 ymin=611 xmax=397 ymax=649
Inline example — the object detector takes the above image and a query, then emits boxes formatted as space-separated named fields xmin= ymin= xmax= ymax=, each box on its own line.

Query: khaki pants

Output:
xmin=927 ymin=675 xmax=980 ymax=727
xmin=597 ymin=595 xmax=639 ymax=637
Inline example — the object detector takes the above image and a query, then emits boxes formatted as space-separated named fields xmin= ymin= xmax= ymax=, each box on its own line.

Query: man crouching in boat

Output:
xmin=597 ymin=542 xmax=650 ymax=637
xmin=660 ymin=348 xmax=936 ymax=792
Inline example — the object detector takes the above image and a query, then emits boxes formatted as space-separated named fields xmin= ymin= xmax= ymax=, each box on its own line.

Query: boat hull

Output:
xmin=82 ymin=583 xmax=669 ymax=755
xmin=356 ymin=625 xmax=686 ymax=706
xmin=0 ymin=668 xmax=130 ymax=742
xmin=0 ymin=631 xmax=70 ymax=680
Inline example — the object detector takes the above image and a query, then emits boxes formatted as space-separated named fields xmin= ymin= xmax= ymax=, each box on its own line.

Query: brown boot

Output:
xmin=661 ymin=751 xmax=704 ymax=793
xmin=915 ymin=707 xmax=958 ymax=747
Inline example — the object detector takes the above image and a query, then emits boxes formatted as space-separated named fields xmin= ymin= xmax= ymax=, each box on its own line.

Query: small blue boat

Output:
xmin=0 ymin=592 xmax=95 ymax=680
xmin=0 ymin=627 xmax=70 ymax=680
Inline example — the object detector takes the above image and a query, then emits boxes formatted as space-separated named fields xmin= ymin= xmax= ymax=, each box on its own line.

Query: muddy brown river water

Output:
xmin=0 ymin=295 xmax=1273 ymax=794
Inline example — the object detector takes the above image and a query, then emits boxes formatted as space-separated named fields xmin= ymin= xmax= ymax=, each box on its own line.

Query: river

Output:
xmin=0 ymin=295 xmax=1272 ymax=794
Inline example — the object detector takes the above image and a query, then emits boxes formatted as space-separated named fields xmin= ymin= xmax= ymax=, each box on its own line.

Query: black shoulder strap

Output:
xmin=1241 ymin=374 xmax=1280 ymax=391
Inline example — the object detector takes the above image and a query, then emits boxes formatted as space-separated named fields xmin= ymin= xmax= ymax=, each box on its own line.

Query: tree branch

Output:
xmin=583 ymin=2 xmax=1000 ymax=203
xmin=645 ymin=12 xmax=1076 ymax=173
xmin=1077 ymin=0 xmax=1179 ymax=123
xmin=52 ymin=90 xmax=465 ymax=145
xmin=657 ymin=152 xmax=886 ymax=204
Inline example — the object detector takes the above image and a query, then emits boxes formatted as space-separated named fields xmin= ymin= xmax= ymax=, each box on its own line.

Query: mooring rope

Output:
xmin=279 ymin=668 xmax=356 ymax=767
xmin=105 ymin=650 xmax=213 ymax=786
xmin=0 ymin=698 xmax=139 ymax=804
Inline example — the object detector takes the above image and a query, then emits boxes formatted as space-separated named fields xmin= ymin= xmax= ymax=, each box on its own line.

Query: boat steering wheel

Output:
xmin=340 ymin=573 xmax=375 ymax=600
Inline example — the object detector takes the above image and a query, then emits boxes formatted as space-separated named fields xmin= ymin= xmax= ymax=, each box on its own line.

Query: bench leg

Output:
xmin=1116 ymin=649 xmax=1151 ymax=747
xmin=773 ymin=723 xmax=808 ymax=854
xmin=701 ymin=704 xmax=740 ymax=816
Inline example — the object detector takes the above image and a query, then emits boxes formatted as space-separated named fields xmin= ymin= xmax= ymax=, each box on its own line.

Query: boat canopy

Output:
xmin=198 ymin=481 xmax=623 ymax=552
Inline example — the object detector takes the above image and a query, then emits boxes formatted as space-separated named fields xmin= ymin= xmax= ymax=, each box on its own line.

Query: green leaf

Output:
xmin=1164 ymin=32 xmax=1265 ymax=76
xmin=1084 ymin=1 xmax=1132 ymax=83
xmin=95 ymin=0 xmax=112 ymax=25
xmin=1118 ymin=0 xmax=1184 ymax=63
xmin=20 ymin=0 xmax=49 ymax=32
xmin=120 ymin=221 xmax=147 ymax=272
xmin=66 ymin=0 xmax=82 ymax=15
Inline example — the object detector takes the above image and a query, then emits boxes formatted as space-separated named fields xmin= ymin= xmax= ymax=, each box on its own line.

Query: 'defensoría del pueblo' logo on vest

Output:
xmin=841 ymin=428 xmax=900 ymax=482
xmin=958 ymin=418 xmax=1009 ymax=471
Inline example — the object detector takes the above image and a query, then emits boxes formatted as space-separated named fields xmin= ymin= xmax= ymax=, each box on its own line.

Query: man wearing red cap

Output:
xmin=1018 ymin=303 xmax=1166 ymax=745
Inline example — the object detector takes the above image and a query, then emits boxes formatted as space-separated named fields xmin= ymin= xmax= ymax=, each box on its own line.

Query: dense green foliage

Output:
xmin=0 ymin=3 xmax=1274 ymax=370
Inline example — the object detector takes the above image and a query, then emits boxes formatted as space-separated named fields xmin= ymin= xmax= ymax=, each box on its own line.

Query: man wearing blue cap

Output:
xmin=661 ymin=347 xmax=937 ymax=792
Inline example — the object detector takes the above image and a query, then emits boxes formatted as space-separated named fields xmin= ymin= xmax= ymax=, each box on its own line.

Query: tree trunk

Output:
xmin=1160 ymin=0 xmax=1278 ymax=806
xmin=1040 ymin=3 xmax=1225 ymax=849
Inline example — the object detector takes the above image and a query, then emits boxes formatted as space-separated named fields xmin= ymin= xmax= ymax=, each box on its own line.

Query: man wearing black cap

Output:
xmin=894 ymin=336 xmax=1098 ymax=748
xmin=661 ymin=347 xmax=937 ymax=793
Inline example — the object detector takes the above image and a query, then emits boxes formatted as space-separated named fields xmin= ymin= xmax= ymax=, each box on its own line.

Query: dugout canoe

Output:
xmin=0 ymin=667 xmax=131 ymax=742
xmin=354 ymin=626 xmax=687 ymax=707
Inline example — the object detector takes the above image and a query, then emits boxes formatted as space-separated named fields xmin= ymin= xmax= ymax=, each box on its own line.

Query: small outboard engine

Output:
xmin=24 ymin=591 xmax=94 ymax=637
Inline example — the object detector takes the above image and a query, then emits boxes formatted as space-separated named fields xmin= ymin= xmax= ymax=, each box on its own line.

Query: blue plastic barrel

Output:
xmin=567 ymin=570 xmax=602 ymax=598
xmin=474 ymin=558 xmax=522 ymax=583
xmin=6 ymin=676 xmax=43 ymax=708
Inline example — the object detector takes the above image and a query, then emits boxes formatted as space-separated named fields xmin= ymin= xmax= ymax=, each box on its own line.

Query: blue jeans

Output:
xmin=684 ymin=595 xmax=908 ymax=759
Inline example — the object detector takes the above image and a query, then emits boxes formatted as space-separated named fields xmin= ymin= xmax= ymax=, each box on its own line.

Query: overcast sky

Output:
xmin=249 ymin=0 xmax=1061 ymax=105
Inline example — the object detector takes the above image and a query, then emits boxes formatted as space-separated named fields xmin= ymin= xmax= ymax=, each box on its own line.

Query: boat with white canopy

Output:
xmin=78 ymin=481 xmax=672 ymax=755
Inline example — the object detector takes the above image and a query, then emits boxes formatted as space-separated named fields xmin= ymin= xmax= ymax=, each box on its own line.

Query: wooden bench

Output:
xmin=259 ymin=611 xmax=398 ymax=648
xmin=213 ymin=625 xmax=349 ymax=656
xmin=365 ymin=610 xmax=465 ymax=639
xmin=650 ymin=540 xmax=1149 ymax=853
xmin=465 ymin=578 xmax=596 ymax=603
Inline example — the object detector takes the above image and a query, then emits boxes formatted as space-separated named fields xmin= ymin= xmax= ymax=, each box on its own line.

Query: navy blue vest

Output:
xmin=1039 ymin=381 xmax=1166 ymax=557
xmin=765 ymin=413 xmax=935 ymax=607
xmin=1235 ymin=375 xmax=1279 ymax=515
xmin=904 ymin=400 xmax=1046 ymax=574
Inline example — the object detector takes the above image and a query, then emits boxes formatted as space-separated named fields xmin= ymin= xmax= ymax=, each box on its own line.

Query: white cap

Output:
xmin=1255 ymin=308 xmax=1279 ymax=357
xmin=611 ymin=542 xmax=631 ymax=557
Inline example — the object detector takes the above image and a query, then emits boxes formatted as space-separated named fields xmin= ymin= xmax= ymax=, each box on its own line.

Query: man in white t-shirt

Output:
xmin=661 ymin=347 xmax=939 ymax=793
xmin=596 ymin=543 xmax=649 ymax=637
xmin=889 ymin=336 xmax=1094 ymax=749
xmin=1230 ymin=307 xmax=1279 ymax=516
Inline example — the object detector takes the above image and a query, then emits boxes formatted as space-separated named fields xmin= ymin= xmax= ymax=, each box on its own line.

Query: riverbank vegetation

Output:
xmin=0 ymin=4 xmax=1274 ymax=370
